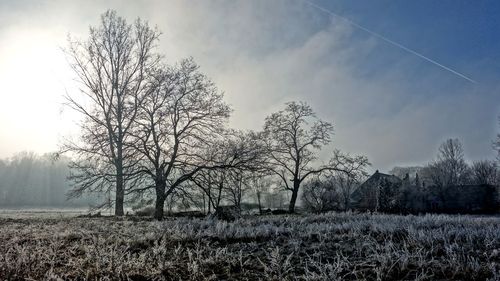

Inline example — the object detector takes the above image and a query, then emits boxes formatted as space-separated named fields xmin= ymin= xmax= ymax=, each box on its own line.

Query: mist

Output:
xmin=0 ymin=2 xmax=499 ymax=280
xmin=0 ymin=152 xmax=98 ymax=208
xmin=0 ymin=0 xmax=498 ymax=171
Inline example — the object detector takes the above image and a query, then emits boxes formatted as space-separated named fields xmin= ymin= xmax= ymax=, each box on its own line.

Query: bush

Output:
xmin=134 ymin=206 xmax=156 ymax=217
xmin=302 ymin=179 xmax=340 ymax=212
xmin=214 ymin=205 xmax=240 ymax=221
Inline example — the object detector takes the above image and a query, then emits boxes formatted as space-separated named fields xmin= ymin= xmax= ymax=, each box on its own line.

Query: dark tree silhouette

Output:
xmin=301 ymin=177 xmax=339 ymax=213
xmin=471 ymin=160 xmax=497 ymax=185
xmin=131 ymin=59 xmax=262 ymax=220
xmin=422 ymin=138 xmax=470 ymax=187
xmin=130 ymin=58 xmax=230 ymax=219
xmin=263 ymin=101 xmax=369 ymax=213
xmin=190 ymin=168 xmax=226 ymax=214
xmin=63 ymin=10 xmax=160 ymax=216
xmin=248 ymin=172 xmax=272 ymax=214
xmin=186 ymin=131 xmax=264 ymax=216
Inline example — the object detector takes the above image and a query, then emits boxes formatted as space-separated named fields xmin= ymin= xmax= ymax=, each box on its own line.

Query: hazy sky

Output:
xmin=0 ymin=0 xmax=498 ymax=171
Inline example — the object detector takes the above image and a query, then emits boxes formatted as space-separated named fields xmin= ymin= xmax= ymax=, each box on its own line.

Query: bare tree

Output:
xmin=302 ymin=177 xmax=339 ymax=213
xmin=190 ymin=146 xmax=231 ymax=215
xmin=248 ymin=172 xmax=272 ymax=214
xmin=191 ymin=169 xmax=226 ymax=214
xmin=223 ymin=133 xmax=266 ymax=213
xmin=422 ymin=138 xmax=471 ymax=187
xmin=331 ymin=167 xmax=366 ymax=211
xmin=190 ymin=131 xmax=265 ymax=215
xmin=63 ymin=10 xmax=160 ymax=216
xmin=263 ymin=101 xmax=369 ymax=213
xmin=130 ymin=58 xmax=233 ymax=220
xmin=471 ymin=160 xmax=497 ymax=185
xmin=223 ymin=170 xmax=249 ymax=213
xmin=302 ymin=164 xmax=366 ymax=213
xmin=264 ymin=188 xmax=288 ymax=209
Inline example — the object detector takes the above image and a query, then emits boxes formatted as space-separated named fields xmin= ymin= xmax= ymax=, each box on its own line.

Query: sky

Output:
xmin=0 ymin=0 xmax=498 ymax=171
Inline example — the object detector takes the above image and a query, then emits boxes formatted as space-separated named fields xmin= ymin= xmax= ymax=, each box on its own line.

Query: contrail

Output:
xmin=304 ymin=0 xmax=477 ymax=83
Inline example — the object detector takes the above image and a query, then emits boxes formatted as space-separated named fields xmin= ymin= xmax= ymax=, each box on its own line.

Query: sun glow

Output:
xmin=0 ymin=27 xmax=78 ymax=157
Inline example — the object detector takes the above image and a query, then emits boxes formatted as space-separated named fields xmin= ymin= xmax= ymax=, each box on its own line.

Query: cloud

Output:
xmin=0 ymin=0 xmax=498 ymax=171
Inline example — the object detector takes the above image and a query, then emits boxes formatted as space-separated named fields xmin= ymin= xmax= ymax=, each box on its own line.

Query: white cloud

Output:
xmin=0 ymin=0 xmax=497 ymax=171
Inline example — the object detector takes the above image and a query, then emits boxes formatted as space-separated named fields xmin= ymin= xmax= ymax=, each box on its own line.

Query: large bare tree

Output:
xmin=263 ymin=101 xmax=369 ymax=213
xmin=131 ymin=59 xmax=263 ymax=220
xmin=63 ymin=10 xmax=160 ymax=216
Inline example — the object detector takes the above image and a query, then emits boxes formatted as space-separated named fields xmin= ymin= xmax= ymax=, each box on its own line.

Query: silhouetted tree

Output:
xmin=130 ymin=59 xmax=263 ymax=220
xmin=334 ymin=160 xmax=368 ymax=211
xmin=223 ymin=170 xmax=249 ymax=213
xmin=302 ymin=177 xmax=338 ymax=213
xmin=248 ymin=172 xmax=272 ymax=214
xmin=304 ymin=164 xmax=367 ymax=212
xmin=189 ymin=131 xmax=264 ymax=216
xmin=130 ymin=59 xmax=232 ymax=219
xmin=222 ymin=133 xmax=266 ymax=213
xmin=63 ymin=10 xmax=161 ymax=216
xmin=191 ymin=168 xmax=226 ymax=214
xmin=422 ymin=138 xmax=470 ymax=187
xmin=263 ymin=102 xmax=369 ymax=213
xmin=471 ymin=160 xmax=497 ymax=185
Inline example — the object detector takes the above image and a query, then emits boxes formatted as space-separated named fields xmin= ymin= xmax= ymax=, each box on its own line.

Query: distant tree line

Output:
xmin=388 ymin=139 xmax=499 ymax=187
xmin=302 ymin=138 xmax=500 ymax=214
xmin=0 ymin=152 xmax=98 ymax=207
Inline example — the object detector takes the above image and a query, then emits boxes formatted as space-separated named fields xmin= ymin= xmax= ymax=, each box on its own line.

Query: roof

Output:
xmin=350 ymin=171 xmax=403 ymax=206
xmin=360 ymin=170 xmax=402 ymax=188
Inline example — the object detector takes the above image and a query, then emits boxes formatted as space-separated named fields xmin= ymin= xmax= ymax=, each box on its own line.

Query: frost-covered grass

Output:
xmin=0 ymin=208 xmax=91 ymax=219
xmin=0 ymin=212 xmax=499 ymax=280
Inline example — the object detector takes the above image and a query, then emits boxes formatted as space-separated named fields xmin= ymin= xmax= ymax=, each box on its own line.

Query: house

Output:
xmin=351 ymin=170 xmax=499 ymax=214
xmin=350 ymin=170 xmax=401 ymax=212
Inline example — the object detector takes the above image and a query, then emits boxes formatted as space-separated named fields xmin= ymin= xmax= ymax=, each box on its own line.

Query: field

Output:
xmin=0 ymin=208 xmax=91 ymax=219
xmin=0 ymin=212 xmax=499 ymax=280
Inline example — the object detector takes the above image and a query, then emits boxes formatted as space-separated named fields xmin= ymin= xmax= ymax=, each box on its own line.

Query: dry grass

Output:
xmin=0 ymin=212 xmax=499 ymax=280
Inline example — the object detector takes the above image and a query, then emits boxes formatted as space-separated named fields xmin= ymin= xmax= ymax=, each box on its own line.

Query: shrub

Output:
xmin=134 ymin=205 xmax=156 ymax=217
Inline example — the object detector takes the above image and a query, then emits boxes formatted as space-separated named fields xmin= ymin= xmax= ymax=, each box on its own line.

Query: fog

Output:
xmin=0 ymin=0 xmax=498 ymax=172
xmin=0 ymin=152 xmax=99 ymax=208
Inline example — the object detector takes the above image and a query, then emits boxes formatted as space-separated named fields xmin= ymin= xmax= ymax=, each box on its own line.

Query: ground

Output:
xmin=0 ymin=212 xmax=499 ymax=280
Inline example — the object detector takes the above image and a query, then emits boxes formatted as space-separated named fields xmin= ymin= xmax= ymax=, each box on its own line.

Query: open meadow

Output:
xmin=0 ymin=212 xmax=499 ymax=280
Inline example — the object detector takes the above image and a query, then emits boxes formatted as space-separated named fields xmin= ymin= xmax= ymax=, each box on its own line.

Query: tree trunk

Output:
xmin=154 ymin=194 xmax=166 ymax=220
xmin=257 ymin=191 xmax=262 ymax=215
xmin=114 ymin=144 xmax=125 ymax=216
xmin=115 ymin=168 xmax=125 ymax=216
xmin=202 ymin=193 xmax=206 ymax=215
xmin=208 ymin=192 xmax=212 ymax=214
xmin=288 ymin=180 xmax=300 ymax=213
xmin=154 ymin=181 xmax=166 ymax=220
